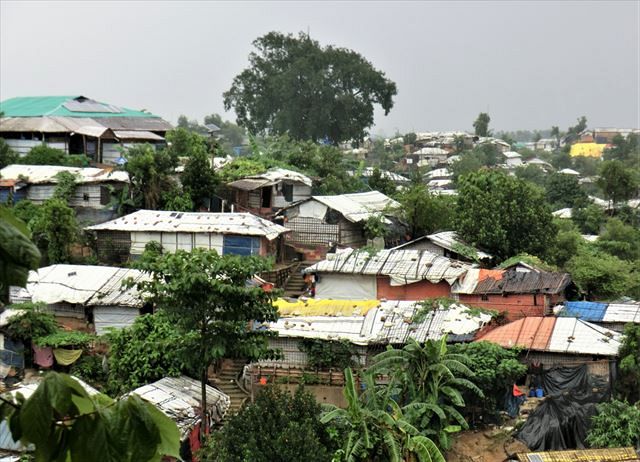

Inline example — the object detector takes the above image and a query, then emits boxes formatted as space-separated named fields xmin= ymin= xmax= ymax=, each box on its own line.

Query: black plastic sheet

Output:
xmin=516 ymin=365 xmax=611 ymax=451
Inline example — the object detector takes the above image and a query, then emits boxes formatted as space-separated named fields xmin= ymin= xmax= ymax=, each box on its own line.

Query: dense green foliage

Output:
xmin=586 ymin=400 xmax=640 ymax=448
xmin=455 ymin=170 xmax=556 ymax=263
xmin=544 ymin=173 xmax=587 ymax=210
xmin=130 ymin=248 xmax=279 ymax=441
xmin=69 ymin=355 xmax=108 ymax=390
xmin=52 ymin=171 xmax=78 ymax=202
xmin=0 ymin=206 xmax=41 ymax=302
xmin=181 ymin=150 xmax=219 ymax=210
xmin=0 ymin=137 xmax=18 ymax=168
xmin=299 ymin=339 xmax=355 ymax=370
xmin=5 ymin=303 xmax=58 ymax=342
xmin=398 ymin=184 xmax=456 ymax=238
xmin=29 ymin=198 xmax=77 ymax=264
xmin=368 ymin=337 xmax=482 ymax=450
xmin=123 ymin=144 xmax=178 ymax=210
xmin=20 ymin=145 xmax=89 ymax=167
xmin=106 ymin=313 xmax=190 ymax=395
xmin=0 ymin=372 xmax=180 ymax=462
xmin=566 ymin=246 xmax=639 ymax=299
xmin=224 ymin=31 xmax=397 ymax=144
xmin=597 ymin=160 xmax=638 ymax=205
xmin=616 ymin=324 xmax=640 ymax=403
xmin=449 ymin=342 xmax=527 ymax=417
xmin=321 ymin=368 xmax=446 ymax=462
xmin=33 ymin=331 xmax=93 ymax=348
xmin=202 ymin=386 xmax=336 ymax=462
xmin=472 ymin=113 xmax=491 ymax=137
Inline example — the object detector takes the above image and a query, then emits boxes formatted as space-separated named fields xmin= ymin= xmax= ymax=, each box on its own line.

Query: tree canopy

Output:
xmin=472 ymin=113 xmax=491 ymax=137
xmin=455 ymin=170 xmax=556 ymax=263
xmin=224 ymin=31 xmax=397 ymax=144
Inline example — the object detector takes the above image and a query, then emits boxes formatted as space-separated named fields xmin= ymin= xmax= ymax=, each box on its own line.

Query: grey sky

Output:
xmin=1 ymin=1 xmax=638 ymax=136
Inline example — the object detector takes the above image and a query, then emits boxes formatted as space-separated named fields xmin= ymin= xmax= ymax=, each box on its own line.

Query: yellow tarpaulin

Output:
xmin=274 ymin=298 xmax=380 ymax=317
xmin=53 ymin=349 xmax=83 ymax=366
xmin=570 ymin=143 xmax=607 ymax=158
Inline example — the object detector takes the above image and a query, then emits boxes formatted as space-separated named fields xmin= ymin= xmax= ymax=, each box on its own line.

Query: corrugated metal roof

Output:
xmin=459 ymin=268 xmax=571 ymax=295
xmin=560 ymin=301 xmax=640 ymax=324
xmin=0 ymin=164 xmax=129 ymax=184
xmin=0 ymin=96 xmax=163 ymax=119
xmin=517 ymin=447 xmax=639 ymax=462
xmin=305 ymin=248 xmax=470 ymax=285
xmin=22 ymin=264 xmax=148 ymax=307
xmin=425 ymin=231 xmax=492 ymax=260
xmin=227 ymin=178 xmax=273 ymax=191
xmin=552 ymin=208 xmax=573 ymax=219
xmin=131 ymin=376 xmax=230 ymax=437
xmin=0 ymin=309 xmax=25 ymax=328
xmin=352 ymin=167 xmax=410 ymax=184
xmin=86 ymin=210 xmax=290 ymax=240
xmin=424 ymin=168 xmax=452 ymax=179
xmin=477 ymin=317 xmax=622 ymax=356
xmin=266 ymin=299 xmax=491 ymax=345
xmin=503 ymin=151 xmax=522 ymax=159
xmin=113 ymin=130 xmax=165 ymax=141
xmin=308 ymin=191 xmax=399 ymax=223
xmin=248 ymin=168 xmax=313 ymax=187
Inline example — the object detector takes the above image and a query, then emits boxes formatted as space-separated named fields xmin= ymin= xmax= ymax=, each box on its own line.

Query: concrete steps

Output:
xmin=282 ymin=261 xmax=315 ymax=298
xmin=209 ymin=359 xmax=249 ymax=418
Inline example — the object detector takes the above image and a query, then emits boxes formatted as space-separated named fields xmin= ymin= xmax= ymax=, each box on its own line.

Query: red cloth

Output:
xmin=33 ymin=345 xmax=54 ymax=368
xmin=513 ymin=384 xmax=525 ymax=397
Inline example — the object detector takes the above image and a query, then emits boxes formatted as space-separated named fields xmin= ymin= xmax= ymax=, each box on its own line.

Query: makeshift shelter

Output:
xmin=516 ymin=365 xmax=612 ymax=451
xmin=256 ymin=298 xmax=491 ymax=368
xmin=453 ymin=267 xmax=573 ymax=320
xmin=0 ymin=164 xmax=129 ymax=223
xmin=304 ymin=247 xmax=470 ymax=300
xmin=277 ymin=191 xmax=401 ymax=258
xmin=476 ymin=316 xmax=621 ymax=378
xmin=226 ymin=168 xmax=313 ymax=217
xmin=131 ymin=376 xmax=230 ymax=459
xmin=10 ymin=264 xmax=149 ymax=334
xmin=86 ymin=210 xmax=290 ymax=263
xmin=392 ymin=231 xmax=492 ymax=264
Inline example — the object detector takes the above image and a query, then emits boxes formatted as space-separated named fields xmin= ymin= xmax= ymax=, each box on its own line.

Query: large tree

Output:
xmin=131 ymin=249 xmax=278 ymax=443
xmin=472 ymin=112 xmax=491 ymax=137
xmin=597 ymin=160 xmax=638 ymax=206
xmin=455 ymin=170 xmax=556 ymax=262
xmin=223 ymin=32 xmax=397 ymax=144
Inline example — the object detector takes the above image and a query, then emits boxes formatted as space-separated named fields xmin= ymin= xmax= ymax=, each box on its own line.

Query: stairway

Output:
xmin=282 ymin=261 xmax=314 ymax=298
xmin=209 ymin=358 xmax=250 ymax=418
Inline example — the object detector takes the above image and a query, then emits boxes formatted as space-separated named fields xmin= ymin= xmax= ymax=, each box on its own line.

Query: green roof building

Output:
xmin=0 ymin=96 xmax=172 ymax=164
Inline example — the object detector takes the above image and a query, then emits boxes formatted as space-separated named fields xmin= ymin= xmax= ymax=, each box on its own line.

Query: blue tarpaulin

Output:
xmin=562 ymin=301 xmax=607 ymax=321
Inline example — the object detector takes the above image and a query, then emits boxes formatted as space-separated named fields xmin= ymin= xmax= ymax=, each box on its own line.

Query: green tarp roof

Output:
xmin=0 ymin=96 xmax=161 ymax=118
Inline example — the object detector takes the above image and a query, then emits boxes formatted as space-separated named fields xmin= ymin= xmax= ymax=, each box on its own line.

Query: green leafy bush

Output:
xmin=586 ymin=400 xmax=640 ymax=448
xmin=201 ymin=386 xmax=337 ymax=462
xmin=69 ymin=354 xmax=108 ymax=389
xmin=34 ymin=331 xmax=93 ymax=348
xmin=106 ymin=313 xmax=191 ymax=395
xmin=299 ymin=339 xmax=355 ymax=370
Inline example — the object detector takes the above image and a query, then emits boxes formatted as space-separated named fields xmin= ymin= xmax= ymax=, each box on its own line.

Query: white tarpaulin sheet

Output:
xmin=94 ymin=306 xmax=139 ymax=335
xmin=316 ymin=274 xmax=376 ymax=300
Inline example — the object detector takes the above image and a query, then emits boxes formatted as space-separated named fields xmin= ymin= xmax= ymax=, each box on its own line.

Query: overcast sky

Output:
xmin=1 ymin=1 xmax=638 ymax=136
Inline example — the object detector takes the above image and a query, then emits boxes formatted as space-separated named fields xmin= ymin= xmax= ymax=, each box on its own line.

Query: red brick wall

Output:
xmin=458 ymin=294 xmax=563 ymax=320
xmin=376 ymin=277 xmax=451 ymax=300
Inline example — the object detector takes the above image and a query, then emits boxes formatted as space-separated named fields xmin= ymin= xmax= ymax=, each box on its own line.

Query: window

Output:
xmin=223 ymin=235 xmax=261 ymax=256
xmin=282 ymin=183 xmax=294 ymax=202
xmin=481 ymin=294 xmax=489 ymax=301
xmin=83 ymin=193 xmax=90 ymax=201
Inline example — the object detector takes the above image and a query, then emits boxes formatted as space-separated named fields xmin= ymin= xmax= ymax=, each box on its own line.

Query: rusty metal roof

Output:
xmin=471 ymin=268 xmax=571 ymax=295
xmin=477 ymin=316 xmax=622 ymax=356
